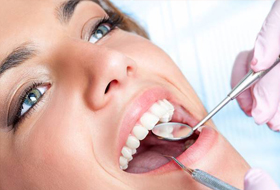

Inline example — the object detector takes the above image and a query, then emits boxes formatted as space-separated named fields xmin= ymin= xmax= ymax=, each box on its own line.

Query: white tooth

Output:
xmin=160 ymin=113 xmax=171 ymax=123
xmin=159 ymin=125 xmax=174 ymax=133
xmin=158 ymin=100 xmax=170 ymax=111
xmin=168 ymin=110 xmax=174 ymax=121
xmin=121 ymin=146 xmax=133 ymax=160
xmin=157 ymin=131 xmax=173 ymax=138
xmin=167 ymin=133 xmax=174 ymax=138
xmin=140 ymin=112 xmax=160 ymax=130
xmin=132 ymin=149 xmax=137 ymax=155
xmin=120 ymin=164 xmax=128 ymax=170
xmin=149 ymin=102 xmax=167 ymax=117
xmin=163 ymin=99 xmax=174 ymax=111
xmin=119 ymin=156 xmax=128 ymax=167
xmin=128 ymin=157 xmax=133 ymax=162
xmin=126 ymin=135 xmax=140 ymax=149
xmin=132 ymin=124 xmax=149 ymax=140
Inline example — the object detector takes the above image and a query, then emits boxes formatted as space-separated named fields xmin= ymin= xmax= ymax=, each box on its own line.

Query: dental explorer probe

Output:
xmin=152 ymin=55 xmax=280 ymax=141
xmin=164 ymin=155 xmax=240 ymax=190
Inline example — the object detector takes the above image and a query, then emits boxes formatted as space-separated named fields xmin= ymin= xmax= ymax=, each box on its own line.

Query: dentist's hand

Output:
xmin=244 ymin=169 xmax=280 ymax=190
xmin=231 ymin=0 xmax=280 ymax=131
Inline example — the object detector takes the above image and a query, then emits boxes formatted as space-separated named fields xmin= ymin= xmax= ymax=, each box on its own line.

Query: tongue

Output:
xmin=125 ymin=143 xmax=184 ymax=173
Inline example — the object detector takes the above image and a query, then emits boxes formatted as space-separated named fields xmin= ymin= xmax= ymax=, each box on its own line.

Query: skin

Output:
xmin=0 ymin=0 xmax=250 ymax=189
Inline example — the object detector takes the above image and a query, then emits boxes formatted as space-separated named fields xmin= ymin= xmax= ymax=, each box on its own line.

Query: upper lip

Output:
xmin=117 ymin=86 xmax=199 ymax=159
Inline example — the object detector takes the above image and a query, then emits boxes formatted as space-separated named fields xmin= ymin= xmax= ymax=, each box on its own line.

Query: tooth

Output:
xmin=121 ymin=146 xmax=133 ymax=160
xmin=120 ymin=164 xmax=128 ymax=170
xmin=167 ymin=134 xmax=174 ymax=138
xmin=157 ymin=131 xmax=173 ymax=138
xmin=128 ymin=157 xmax=133 ymax=162
xmin=149 ymin=103 xmax=167 ymax=117
xmin=163 ymin=99 xmax=174 ymax=111
xmin=132 ymin=149 xmax=137 ymax=155
xmin=158 ymin=100 xmax=170 ymax=111
xmin=119 ymin=156 xmax=128 ymax=167
xmin=140 ymin=112 xmax=160 ymax=130
xmin=160 ymin=112 xmax=171 ymax=123
xmin=168 ymin=110 xmax=174 ymax=121
xmin=159 ymin=125 xmax=174 ymax=133
xmin=126 ymin=135 xmax=140 ymax=149
xmin=132 ymin=124 xmax=149 ymax=140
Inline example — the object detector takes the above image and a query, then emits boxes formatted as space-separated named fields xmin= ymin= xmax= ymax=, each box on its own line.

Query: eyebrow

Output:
xmin=57 ymin=0 xmax=83 ymax=24
xmin=0 ymin=0 xmax=79 ymax=77
xmin=57 ymin=0 xmax=99 ymax=24
xmin=0 ymin=43 xmax=37 ymax=77
xmin=0 ymin=0 xmax=99 ymax=77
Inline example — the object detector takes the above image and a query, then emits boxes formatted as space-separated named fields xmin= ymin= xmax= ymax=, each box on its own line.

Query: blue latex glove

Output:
xmin=244 ymin=168 xmax=280 ymax=190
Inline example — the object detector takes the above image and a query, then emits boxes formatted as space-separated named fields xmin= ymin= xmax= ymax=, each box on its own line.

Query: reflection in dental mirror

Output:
xmin=152 ymin=122 xmax=193 ymax=141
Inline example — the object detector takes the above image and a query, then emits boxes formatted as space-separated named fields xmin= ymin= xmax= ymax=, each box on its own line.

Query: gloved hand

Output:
xmin=244 ymin=168 xmax=280 ymax=190
xmin=231 ymin=0 xmax=280 ymax=131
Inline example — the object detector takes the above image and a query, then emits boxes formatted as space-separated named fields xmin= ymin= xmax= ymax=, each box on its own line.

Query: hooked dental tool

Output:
xmin=152 ymin=55 xmax=280 ymax=141
xmin=164 ymin=155 xmax=240 ymax=190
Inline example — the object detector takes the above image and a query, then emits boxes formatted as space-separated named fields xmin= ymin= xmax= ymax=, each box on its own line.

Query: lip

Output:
xmin=145 ymin=126 xmax=218 ymax=175
xmin=117 ymin=87 xmax=200 ymax=164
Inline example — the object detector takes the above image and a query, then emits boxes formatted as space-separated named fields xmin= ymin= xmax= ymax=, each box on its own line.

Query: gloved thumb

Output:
xmin=251 ymin=0 xmax=280 ymax=72
xmin=244 ymin=168 xmax=280 ymax=190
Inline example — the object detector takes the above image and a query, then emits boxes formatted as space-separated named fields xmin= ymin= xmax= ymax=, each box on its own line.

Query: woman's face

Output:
xmin=0 ymin=0 xmax=249 ymax=189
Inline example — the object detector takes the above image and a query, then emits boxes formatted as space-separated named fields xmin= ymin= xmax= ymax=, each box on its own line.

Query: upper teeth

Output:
xmin=119 ymin=99 xmax=174 ymax=170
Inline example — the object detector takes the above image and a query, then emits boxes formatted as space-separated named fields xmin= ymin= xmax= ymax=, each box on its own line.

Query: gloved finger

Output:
xmin=244 ymin=168 xmax=280 ymax=190
xmin=251 ymin=0 xmax=280 ymax=71
xmin=251 ymin=63 xmax=280 ymax=124
xmin=267 ymin=106 xmax=280 ymax=131
xmin=231 ymin=50 xmax=253 ymax=116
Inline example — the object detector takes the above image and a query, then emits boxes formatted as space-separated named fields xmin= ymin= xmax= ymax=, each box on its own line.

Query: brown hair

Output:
xmin=97 ymin=0 xmax=149 ymax=39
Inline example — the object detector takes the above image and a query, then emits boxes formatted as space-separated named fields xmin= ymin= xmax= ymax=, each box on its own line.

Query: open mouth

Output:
xmin=119 ymin=99 xmax=199 ymax=174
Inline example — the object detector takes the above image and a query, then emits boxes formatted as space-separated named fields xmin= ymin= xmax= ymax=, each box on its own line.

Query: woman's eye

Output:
xmin=20 ymin=86 xmax=47 ymax=116
xmin=89 ymin=24 xmax=111 ymax=44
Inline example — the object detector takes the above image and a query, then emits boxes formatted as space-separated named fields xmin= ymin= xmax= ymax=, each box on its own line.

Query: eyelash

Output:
xmin=10 ymin=14 xmax=123 ymax=130
xmin=88 ymin=14 xmax=123 ymax=41
xmin=13 ymin=82 xmax=45 ymax=128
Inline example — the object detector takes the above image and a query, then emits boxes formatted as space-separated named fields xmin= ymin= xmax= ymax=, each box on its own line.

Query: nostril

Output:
xmin=127 ymin=66 xmax=134 ymax=76
xmin=104 ymin=80 xmax=118 ymax=94
xmin=104 ymin=82 xmax=111 ymax=94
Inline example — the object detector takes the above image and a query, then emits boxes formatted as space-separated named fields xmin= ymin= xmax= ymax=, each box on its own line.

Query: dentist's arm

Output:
xmin=244 ymin=169 xmax=280 ymax=190
xmin=231 ymin=0 xmax=280 ymax=131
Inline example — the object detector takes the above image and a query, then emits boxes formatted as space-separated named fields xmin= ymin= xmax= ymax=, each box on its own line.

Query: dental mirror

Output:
xmin=152 ymin=55 xmax=280 ymax=141
xmin=152 ymin=122 xmax=194 ymax=141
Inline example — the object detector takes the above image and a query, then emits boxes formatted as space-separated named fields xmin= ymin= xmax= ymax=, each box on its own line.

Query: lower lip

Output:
xmin=146 ymin=126 xmax=218 ymax=175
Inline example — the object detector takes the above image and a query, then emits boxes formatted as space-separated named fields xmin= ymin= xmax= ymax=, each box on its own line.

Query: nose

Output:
xmin=87 ymin=48 xmax=136 ymax=110
xmin=62 ymin=43 xmax=137 ymax=110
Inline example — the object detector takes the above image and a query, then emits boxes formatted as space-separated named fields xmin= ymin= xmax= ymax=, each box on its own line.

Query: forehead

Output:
xmin=0 ymin=0 xmax=64 ymax=55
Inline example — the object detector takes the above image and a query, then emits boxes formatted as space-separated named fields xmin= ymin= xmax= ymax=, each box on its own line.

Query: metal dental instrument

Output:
xmin=152 ymin=55 xmax=280 ymax=141
xmin=164 ymin=155 xmax=240 ymax=190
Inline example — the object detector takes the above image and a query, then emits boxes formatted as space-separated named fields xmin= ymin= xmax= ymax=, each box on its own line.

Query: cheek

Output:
xmin=9 ymin=103 xmax=101 ymax=188
xmin=14 ymin=123 xmax=92 ymax=187
xmin=131 ymin=40 xmax=181 ymax=76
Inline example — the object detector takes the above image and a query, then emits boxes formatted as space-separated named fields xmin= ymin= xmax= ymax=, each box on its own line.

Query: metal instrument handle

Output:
xmin=229 ymin=56 xmax=280 ymax=99
xmin=192 ymin=169 xmax=240 ymax=190
xmin=193 ymin=56 xmax=280 ymax=131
